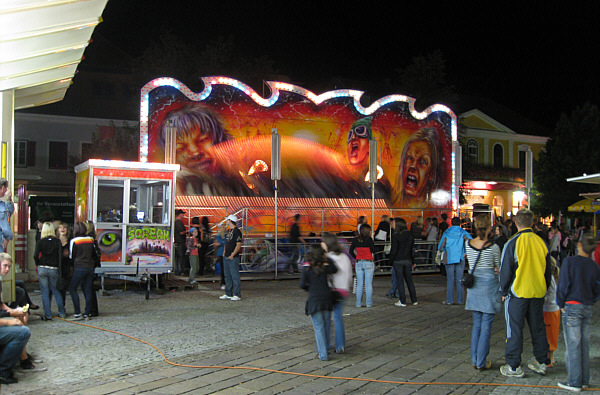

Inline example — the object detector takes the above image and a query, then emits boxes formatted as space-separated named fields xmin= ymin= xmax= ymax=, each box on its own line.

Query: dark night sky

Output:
xmin=95 ymin=1 xmax=600 ymax=130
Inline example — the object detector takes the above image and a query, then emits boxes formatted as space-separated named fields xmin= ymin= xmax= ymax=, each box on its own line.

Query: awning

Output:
xmin=566 ymin=173 xmax=600 ymax=185
xmin=1 ymin=0 xmax=108 ymax=109
xmin=568 ymin=198 xmax=600 ymax=213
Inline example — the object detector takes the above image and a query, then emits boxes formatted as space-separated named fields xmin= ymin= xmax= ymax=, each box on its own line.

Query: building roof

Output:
xmin=455 ymin=95 xmax=550 ymax=137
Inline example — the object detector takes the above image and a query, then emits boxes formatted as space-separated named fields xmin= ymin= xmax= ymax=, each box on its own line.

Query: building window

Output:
xmin=466 ymin=139 xmax=478 ymax=163
xmin=14 ymin=141 xmax=27 ymax=167
xmin=14 ymin=140 xmax=36 ymax=167
xmin=518 ymin=145 xmax=530 ymax=170
xmin=81 ymin=143 xmax=94 ymax=162
xmin=493 ymin=143 xmax=504 ymax=168
xmin=48 ymin=141 xmax=68 ymax=170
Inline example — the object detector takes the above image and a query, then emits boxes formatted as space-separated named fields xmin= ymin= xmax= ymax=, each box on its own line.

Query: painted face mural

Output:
xmin=141 ymin=77 xmax=456 ymax=209
xmin=402 ymin=141 xmax=433 ymax=197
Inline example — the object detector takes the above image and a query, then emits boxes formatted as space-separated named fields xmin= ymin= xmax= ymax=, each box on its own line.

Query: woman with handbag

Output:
xmin=464 ymin=214 xmax=501 ymax=371
xmin=300 ymin=244 xmax=337 ymax=361
xmin=322 ymin=232 xmax=352 ymax=354
xmin=34 ymin=222 xmax=66 ymax=320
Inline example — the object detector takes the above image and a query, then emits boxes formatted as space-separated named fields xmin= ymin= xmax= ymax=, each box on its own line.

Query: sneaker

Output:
xmin=394 ymin=301 xmax=406 ymax=307
xmin=0 ymin=375 xmax=18 ymax=384
xmin=412 ymin=302 xmax=419 ymax=306
xmin=84 ymin=315 xmax=90 ymax=321
xmin=441 ymin=301 xmax=452 ymax=305
xmin=335 ymin=347 xmax=345 ymax=354
xmin=220 ymin=285 xmax=226 ymax=290
xmin=26 ymin=354 xmax=43 ymax=364
xmin=557 ymin=382 xmax=582 ymax=392
xmin=19 ymin=359 xmax=48 ymax=372
xmin=68 ymin=314 xmax=83 ymax=321
xmin=231 ymin=296 xmax=241 ymax=301
xmin=220 ymin=294 xmax=232 ymax=300
xmin=190 ymin=280 xmax=197 ymax=285
xmin=500 ymin=364 xmax=524 ymax=378
xmin=527 ymin=359 xmax=547 ymax=375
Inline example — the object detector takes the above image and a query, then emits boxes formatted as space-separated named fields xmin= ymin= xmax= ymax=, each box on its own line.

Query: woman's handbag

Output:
xmin=435 ymin=250 xmax=444 ymax=265
xmin=461 ymin=241 xmax=489 ymax=288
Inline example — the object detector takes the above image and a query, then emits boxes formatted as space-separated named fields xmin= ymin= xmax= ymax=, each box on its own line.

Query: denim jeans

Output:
xmin=38 ymin=266 xmax=66 ymax=319
xmin=311 ymin=309 xmax=331 ymax=361
xmin=562 ymin=304 xmax=592 ymax=388
xmin=332 ymin=297 xmax=346 ymax=352
xmin=0 ymin=325 xmax=30 ymax=377
xmin=70 ymin=267 xmax=95 ymax=316
xmin=394 ymin=260 xmax=417 ymax=304
xmin=445 ymin=261 xmax=465 ymax=304
xmin=387 ymin=268 xmax=398 ymax=297
xmin=173 ymin=242 xmax=186 ymax=275
xmin=355 ymin=260 xmax=374 ymax=307
xmin=471 ymin=311 xmax=495 ymax=368
xmin=223 ymin=256 xmax=241 ymax=297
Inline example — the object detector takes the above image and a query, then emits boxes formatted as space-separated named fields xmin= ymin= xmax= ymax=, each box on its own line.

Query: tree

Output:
xmin=132 ymin=29 xmax=279 ymax=93
xmin=533 ymin=102 xmax=600 ymax=217
xmin=88 ymin=121 xmax=140 ymax=162
xmin=394 ymin=50 xmax=458 ymax=110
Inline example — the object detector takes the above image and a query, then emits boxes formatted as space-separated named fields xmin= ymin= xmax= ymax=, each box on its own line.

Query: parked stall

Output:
xmin=74 ymin=160 xmax=179 ymax=298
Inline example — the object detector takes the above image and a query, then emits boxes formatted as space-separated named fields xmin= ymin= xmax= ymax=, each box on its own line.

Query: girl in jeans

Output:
xmin=300 ymin=245 xmax=337 ymax=361
xmin=464 ymin=214 xmax=501 ymax=371
xmin=322 ymin=233 xmax=352 ymax=354
xmin=349 ymin=224 xmax=375 ymax=308
xmin=34 ymin=222 xmax=66 ymax=320
xmin=69 ymin=222 xmax=98 ymax=321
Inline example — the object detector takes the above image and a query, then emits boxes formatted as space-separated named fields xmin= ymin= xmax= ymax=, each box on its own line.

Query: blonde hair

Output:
xmin=0 ymin=252 xmax=12 ymax=264
xmin=41 ymin=222 xmax=56 ymax=239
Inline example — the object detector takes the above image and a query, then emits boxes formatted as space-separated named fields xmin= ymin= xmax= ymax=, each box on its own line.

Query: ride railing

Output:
xmin=234 ymin=238 xmax=439 ymax=274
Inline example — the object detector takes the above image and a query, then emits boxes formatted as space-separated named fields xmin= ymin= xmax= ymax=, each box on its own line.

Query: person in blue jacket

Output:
xmin=438 ymin=217 xmax=472 ymax=305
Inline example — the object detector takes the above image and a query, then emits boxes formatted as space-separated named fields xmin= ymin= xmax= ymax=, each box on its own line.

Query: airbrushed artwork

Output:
xmin=141 ymin=77 xmax=457 ymax=208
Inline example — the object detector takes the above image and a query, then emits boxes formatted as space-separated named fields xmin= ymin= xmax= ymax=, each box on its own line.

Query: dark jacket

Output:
xmin=556 ymin=255 xmax=600 ymax=307
xmin=300 ymin=261 xmax=337 ymax=315
xmin=69 ymin=236 xmax=98 ymax=269
xmin=34 ymin=237 xmax=62 ymax=268
xmin=389 ymin=230 xmax=414 ymax=263
xmin=375 ymin=220 xmax=391 ymax=241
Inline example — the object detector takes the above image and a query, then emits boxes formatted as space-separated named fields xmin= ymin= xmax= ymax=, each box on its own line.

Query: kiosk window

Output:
xmin=97 ymin=180 xmax=124 ymax=222
xmin=129 ymin=180 xmax=171 ymax=224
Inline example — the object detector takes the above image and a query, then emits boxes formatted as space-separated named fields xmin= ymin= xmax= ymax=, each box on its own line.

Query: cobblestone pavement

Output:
xmin=3 ymin=275 xmax=599 ymax=394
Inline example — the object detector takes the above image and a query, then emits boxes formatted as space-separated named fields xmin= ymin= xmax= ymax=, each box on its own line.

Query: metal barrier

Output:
xmin=230 ymin=238 xmax=440 ymax=275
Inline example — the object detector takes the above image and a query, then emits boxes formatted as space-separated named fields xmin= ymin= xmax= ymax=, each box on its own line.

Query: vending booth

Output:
xmin=74 ymin=160 xmax=179 ymax=297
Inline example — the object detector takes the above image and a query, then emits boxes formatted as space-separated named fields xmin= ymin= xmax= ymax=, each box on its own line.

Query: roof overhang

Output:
xmin=0 ymin=0 xmax=108 ymax=109
xmin=566 ymin=173 xmax=600 ymax=185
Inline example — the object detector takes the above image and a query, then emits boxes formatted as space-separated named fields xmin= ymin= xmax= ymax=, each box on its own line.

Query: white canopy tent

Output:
xmin=0 ymin=0 xmax=108 ymax=297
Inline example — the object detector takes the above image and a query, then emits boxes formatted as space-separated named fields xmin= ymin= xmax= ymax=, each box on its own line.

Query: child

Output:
xmin=300 ymin=245 xmax=337 ymax=361
xmin=543 ymin=257 xmax=560 ymax=367
xmin=555 ymin=233 xmax=600 ymax=391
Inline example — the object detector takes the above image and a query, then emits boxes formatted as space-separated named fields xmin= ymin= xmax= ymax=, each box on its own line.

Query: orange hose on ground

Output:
xmin=56 ymin=318 xmax=599 ymax=391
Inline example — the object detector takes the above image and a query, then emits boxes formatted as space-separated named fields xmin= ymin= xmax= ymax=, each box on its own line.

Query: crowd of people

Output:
xmin=297 ymin=208 xmax=599 ymax=392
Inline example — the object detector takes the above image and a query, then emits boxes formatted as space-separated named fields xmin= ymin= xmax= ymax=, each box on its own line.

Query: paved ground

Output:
xmin=2 ymin=274 xmax=599 ymax=394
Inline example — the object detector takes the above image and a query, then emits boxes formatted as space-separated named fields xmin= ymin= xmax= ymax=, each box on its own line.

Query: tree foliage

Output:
xmin=394 ymin=50 xmax=457 ymax=110
xmin=132 ymin=29 xmax=278 ymax=92
xmin=533 ymin=102 xmax=600 ymax=217
xmin=89 ymin=121 xmax=140 ymax=162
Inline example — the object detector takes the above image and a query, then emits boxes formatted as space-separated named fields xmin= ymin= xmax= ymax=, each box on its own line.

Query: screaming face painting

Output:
xmin=143 ymin=77 xmax=455 ymax=208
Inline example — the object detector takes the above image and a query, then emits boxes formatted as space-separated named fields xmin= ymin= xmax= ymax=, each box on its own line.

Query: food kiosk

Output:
xmin=74 ymin=160 xmax=180 ymax=298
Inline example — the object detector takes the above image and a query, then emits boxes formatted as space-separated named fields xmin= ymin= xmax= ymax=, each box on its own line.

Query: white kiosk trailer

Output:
xmin=74 ymin=160 xmax=180 ymax=299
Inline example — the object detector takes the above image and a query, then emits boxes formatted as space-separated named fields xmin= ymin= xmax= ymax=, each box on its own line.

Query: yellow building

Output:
xmin=459 ymin=108 xmax=549 ymax=218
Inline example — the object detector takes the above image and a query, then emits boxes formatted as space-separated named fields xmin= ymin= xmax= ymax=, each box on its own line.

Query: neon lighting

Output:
xmin=248 ymin=160 xmax=268 ymax=176
xmin=75 ymin=159 xmax=180 ymax=173
xmin=139 ymin=76 xmax=458 ymax=207
xmin=364 ymin=165 xmax=384 ymax=182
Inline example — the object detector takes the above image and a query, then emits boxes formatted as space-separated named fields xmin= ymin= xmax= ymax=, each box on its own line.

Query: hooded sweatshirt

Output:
xmin=438 ymin=226 xmax=472 ymax=264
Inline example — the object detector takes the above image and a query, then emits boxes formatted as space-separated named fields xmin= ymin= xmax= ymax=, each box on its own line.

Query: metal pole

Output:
xmin=274 ymin=179 xmax=278 ymax=280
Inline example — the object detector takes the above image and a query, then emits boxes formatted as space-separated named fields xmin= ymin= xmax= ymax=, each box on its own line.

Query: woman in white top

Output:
xmin=322 ymin=232 xmax=352 ymax=354
xmin=464 ymin=214 xmax=501 ymax=371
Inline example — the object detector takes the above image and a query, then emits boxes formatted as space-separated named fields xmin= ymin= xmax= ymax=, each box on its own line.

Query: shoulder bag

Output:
xmin=461 ymin=241 xmax=490 ymax=288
